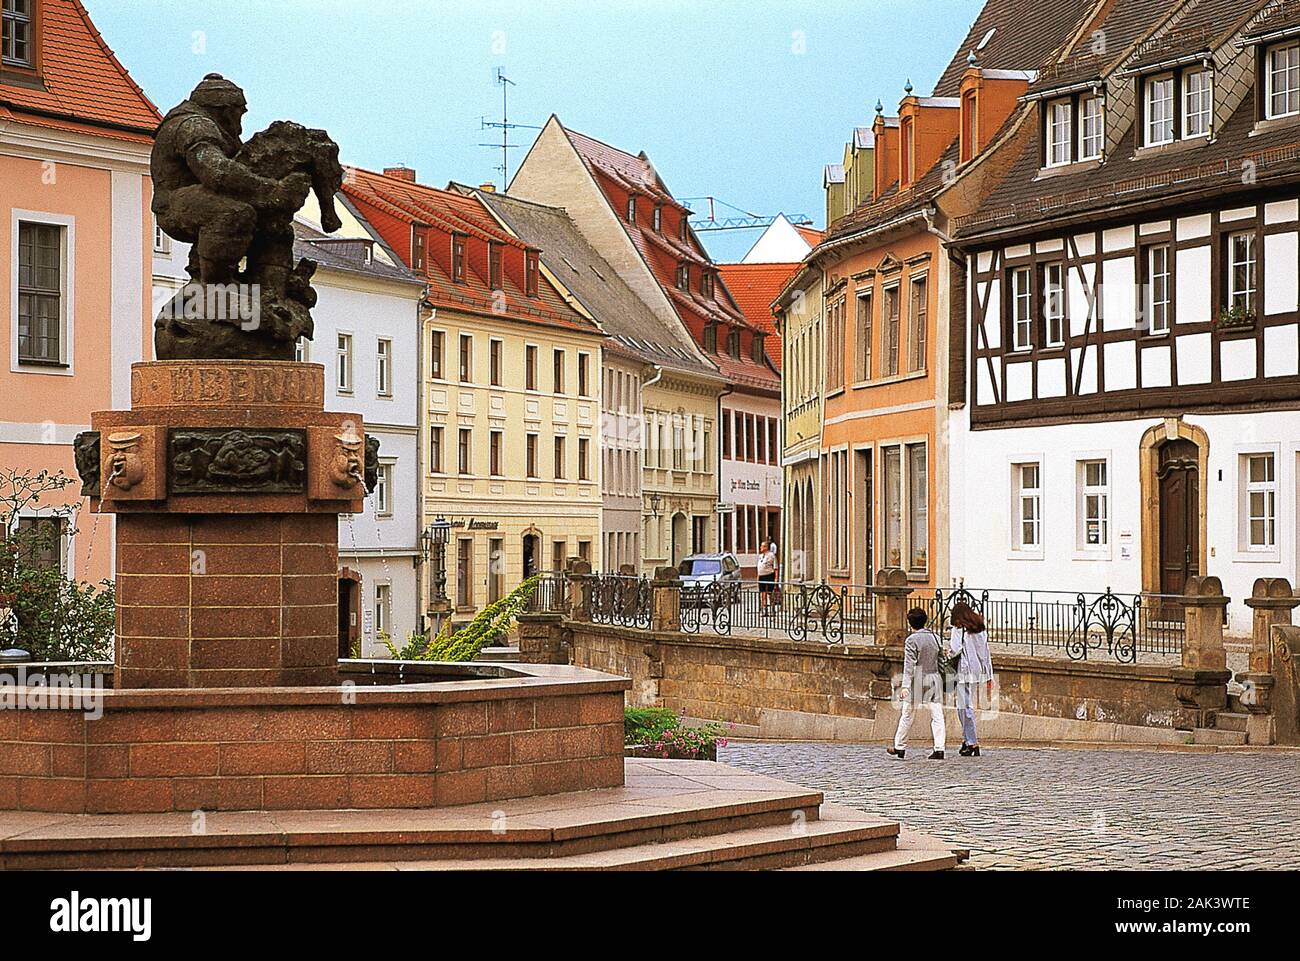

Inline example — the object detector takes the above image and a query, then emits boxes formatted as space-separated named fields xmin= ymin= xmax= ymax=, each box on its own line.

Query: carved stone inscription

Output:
xmin=166 ymin=364 xmax=318 ymax=406
xmin=169 ymin=428 xmax=307 ymax=493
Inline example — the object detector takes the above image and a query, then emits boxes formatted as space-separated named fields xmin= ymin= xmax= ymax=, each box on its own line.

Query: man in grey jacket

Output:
xmin=886 ymin=607 xmax=946 ymax=760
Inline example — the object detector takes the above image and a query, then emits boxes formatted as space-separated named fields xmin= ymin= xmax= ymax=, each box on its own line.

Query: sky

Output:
xmin=84 ymin=0 xmax=984 ymax=261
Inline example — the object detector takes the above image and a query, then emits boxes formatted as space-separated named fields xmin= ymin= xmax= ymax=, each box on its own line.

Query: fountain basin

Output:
xmin=0 ymin=661 xmax=628 ymax=814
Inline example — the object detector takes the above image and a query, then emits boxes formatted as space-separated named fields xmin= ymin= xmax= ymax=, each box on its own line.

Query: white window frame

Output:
xmin=1239 ymin=448 xmax=1279 ymax=557
xmin=879 ymin=439 xmax=929 ymax=577
xmin=374 ymin=582 xmax=390 ymax=639
xmin=1011 ymin=266 xmax=1032 ymax=351
xmin=1046 ymin=98 xmax=1073 ymax=167
xmin=376 ymin=337 xmax=392 ymax=396
xmin=2 ymin=0 xmax=34 ymax=67
xmin=1075 ymin=456 xmax=1111 ymax=557
xmin=1227 ymin=231 xmax=1257 ymax=313
xmin=152 ymin=214 xmax=171 ymax=255
xmin=295 ymin=336 xmax=309 ymax=362
xmin=1042 ymin=261 xmax=1065 ymax=347
xmin=373 ymin=460 xmax=393 ymax=516
xmin=1266 ymin=41 xmax=1300 ymax=120
xmin=1079 ymin=94 xmax=1104 ymax=160
xmin=11 ymin=211 xmax=75 ymax=375
xmin=1011 ymin=459 xmax=1043 ymax=557
xmin=336 ymin=331 xmax=353 ymax=394
xmin=1183 ymin=68 xmax=1212 ymax=139
xmin=1145 ymin=74 xmax=1175 ymax=146
xmin=1147 ymin=244 xmax=1171 ymax=335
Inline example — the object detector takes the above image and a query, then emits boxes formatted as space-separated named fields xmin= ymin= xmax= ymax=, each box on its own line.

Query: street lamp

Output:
xmin=422 ymin=515 xmax=452 ymax=631
xmin=648 ymin=492 xmax=662 ymax=519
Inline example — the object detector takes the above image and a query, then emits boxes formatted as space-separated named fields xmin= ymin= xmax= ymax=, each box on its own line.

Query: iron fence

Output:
xmin=589 ymin=573 xmax=652 ymax=629
xmin=680 ymin=580 xmax=871 ymax=644
xmin=910 ymin=586 xmax=1186 ymax=663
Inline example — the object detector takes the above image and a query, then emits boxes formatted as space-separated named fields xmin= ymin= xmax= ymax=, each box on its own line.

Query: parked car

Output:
xmin=678 ymin=553 xmax=741 ymax=606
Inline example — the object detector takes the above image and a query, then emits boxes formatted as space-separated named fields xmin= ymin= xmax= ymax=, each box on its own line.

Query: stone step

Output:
xmin=201 ymin=810 xmax=902 ymax=871
xmin=783 ymin=828 xmax=969 ymax=871
xmin=1214 ymin=712 xmax=1249 ymax=733
xmin=1193 ymin=726 xmax=1248 ymax=746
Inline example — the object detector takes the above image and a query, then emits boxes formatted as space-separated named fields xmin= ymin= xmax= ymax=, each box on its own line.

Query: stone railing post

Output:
xmin=872 ymin=568 xmax=910 ymax=648
xmin=651 ymin=566 xmax=681 ymax=633
xmin=1180 ymin=575 xmax=1228 ymax=671
xmin=1172 ymin=575 xmax=1233 ymax=731
xmin=566 ymin=559 xmax=593 ymax=622
xmin=1271 ymin=625 xmax=1300 ymax=745
xmin=1243 ymin=577 xmax=1298 ymax=673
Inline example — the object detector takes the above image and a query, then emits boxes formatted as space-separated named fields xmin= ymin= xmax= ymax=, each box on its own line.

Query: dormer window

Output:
xmin=1046 ymin=98 xmax=1073 ymax=166
xmin=700 ymin=270 xmax=714 ymax=298
xmin=451 ymin=233 xmax=466 ymax=284
xmin=525 ymin=249 xmax=539 ymax=297
xmin=412 ymin=229 xmax=426 ymax=272
xmin=900 ymin=118 xmax=915 ymax=185
xmin=960 ymin=90 xmax=978 ymax=163
xmin=1265 ymin=41 xmax=1300 ymax=119
xmin=703 ymin=323 xmax=717 ymax=352
xmin=488 ymin=241 xmax=503 ymax=291
xmin=2 ymin=0 xmax=33 ymax=68
xmin=751 ymin=333 xmax=766 ymax=364
xmin=653 ymin=206 xmax=662 ymax=233
xmin=626 ymin=196 xmax=637 ymax=223
xmin=727 ymin=328 xmax=741 ymax=359
xmin=1079 ymin=94 xmax=1104 ymax=160
xmin=1144 ymin=75 xmax=1175 ymax=146
xmin=676 ymin=263 xmax=689 ymax=291
xmin=680 ymin=216 xmax=688 ymax=242
xmin=1184 ymin=68 xmax=1212 ymax=137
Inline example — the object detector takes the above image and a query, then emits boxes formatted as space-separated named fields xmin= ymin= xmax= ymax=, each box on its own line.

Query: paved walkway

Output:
xmin=720 ymin=741 xmax=1300 ymax=869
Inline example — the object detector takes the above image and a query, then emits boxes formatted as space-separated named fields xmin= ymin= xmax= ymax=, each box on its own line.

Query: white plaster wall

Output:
xmin=948 ymin=410 xmax=1300 ymax=635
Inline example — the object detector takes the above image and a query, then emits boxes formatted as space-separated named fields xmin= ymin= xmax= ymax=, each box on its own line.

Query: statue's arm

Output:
xmin=184 ymin=140 xmax=282 ymax=203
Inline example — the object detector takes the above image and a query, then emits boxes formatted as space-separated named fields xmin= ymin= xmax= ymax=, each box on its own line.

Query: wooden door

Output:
xmin=1157 ymin=439 xmax=1200 ymax=598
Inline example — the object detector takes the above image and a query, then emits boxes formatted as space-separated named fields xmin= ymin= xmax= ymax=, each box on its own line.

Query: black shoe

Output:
xmin=929 ymin=750 xmax=945 ymax=760
xmin=959 ymin=743 xmax=974 ymax=756
xmin=969 ymin=745 xmax=980 ymax=757
xmin=886 ymin=747 xmax=905 ymax=760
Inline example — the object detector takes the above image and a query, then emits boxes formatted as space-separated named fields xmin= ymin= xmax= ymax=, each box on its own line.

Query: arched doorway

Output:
xmin=1157 ymin=438 xmax=1201 ymax=596
xmin=670 ymin=512 xmax=688 ymax=567
xmin=522 ymin=532 xmax=540 ymax=578
xmin=1139 ymin=420 xmax=1208 ymax=601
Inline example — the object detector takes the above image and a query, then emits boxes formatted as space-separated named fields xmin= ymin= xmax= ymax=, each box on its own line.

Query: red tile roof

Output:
xmin=561 ymin=123 xmax=780 ymax=392
xmin=342 ymin=166 xmax=599 ymax=335
xmin=794 ymin=225 xmax=823 ymax=247
xmin=717 ymin=262 xmax=799 ymax=371
xmin=0 ymin=0 xmax=160 ymax=140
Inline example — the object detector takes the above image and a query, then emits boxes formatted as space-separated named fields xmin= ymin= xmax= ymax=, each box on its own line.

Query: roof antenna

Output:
xmin=478 ymin=68 xmax=541 ymax=187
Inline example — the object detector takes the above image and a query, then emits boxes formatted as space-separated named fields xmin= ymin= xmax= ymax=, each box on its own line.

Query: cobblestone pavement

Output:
xmin=719 ymin=742 xmax=1300 ymax=869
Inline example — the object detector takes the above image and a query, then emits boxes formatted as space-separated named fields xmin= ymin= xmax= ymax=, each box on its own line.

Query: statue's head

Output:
xmin=189 ymin=73 xmax=247 ymax=138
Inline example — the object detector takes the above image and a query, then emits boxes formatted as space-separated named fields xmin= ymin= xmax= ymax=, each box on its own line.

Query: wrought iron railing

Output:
xmin=589 ymin=573 xmax=652 ymax=629
xmin=910 ymin=586 xmax=1186 ymax=663
xmin=680 ymin=580 xmax=867 ymax=645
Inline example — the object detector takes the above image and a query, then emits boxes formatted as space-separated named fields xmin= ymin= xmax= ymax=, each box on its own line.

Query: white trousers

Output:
xmin=893 ymin=699 xmax=945 ymax=751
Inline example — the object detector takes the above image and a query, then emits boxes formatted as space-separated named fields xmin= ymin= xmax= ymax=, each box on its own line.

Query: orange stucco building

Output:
xmin=1 ymin=0 xmax=159 ymax=582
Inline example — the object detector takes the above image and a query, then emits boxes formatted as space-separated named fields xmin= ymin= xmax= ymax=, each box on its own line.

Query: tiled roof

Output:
xmin=957 ymin=1 xmax=1300 ymax=239
xmin=474 ymin=189 xmax=718 ymax=378
xmin=560 ymin=122 xmax=779 ymax=392
xmin=292 ymin=221 xmax=423 ymax=287
xmin=342 ymin=166 xmax=598 ymax=335
xmin=933 ymin=0 xmax=1098 ymax=96
xmin=1128 ymin=0 xmax=1271 ymax=66
xmin=795 ymin=225 xmax=824 ymax=246
xmin=0 ymin=0 xmax=159 ymax=139
xmin=1029 ymin=0 xmax=1185 ymax=95
xmin=717 ymin=262 xmax=799 ymax=371
xmin=1245 ymin=0 xmax=1300 ymax=38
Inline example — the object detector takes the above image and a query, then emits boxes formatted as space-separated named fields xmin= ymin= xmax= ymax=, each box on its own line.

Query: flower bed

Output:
xmin=624 ymin=706 xmax=729 ymax=760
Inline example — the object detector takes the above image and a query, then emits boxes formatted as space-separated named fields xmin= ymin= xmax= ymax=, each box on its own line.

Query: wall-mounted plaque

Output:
xmin=169 ymin=428 xmax=307 ymax=494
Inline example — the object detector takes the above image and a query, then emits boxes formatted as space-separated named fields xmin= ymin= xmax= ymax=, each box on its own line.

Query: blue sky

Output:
xmin=85 ymin=0 xmax=983 ymax=260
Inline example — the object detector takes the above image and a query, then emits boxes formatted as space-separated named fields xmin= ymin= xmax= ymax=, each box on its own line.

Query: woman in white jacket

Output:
xmin=948 ymin=602 xmax=994 ymax=757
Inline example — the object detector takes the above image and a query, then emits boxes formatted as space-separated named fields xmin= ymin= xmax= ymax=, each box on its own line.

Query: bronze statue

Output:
xmin=151 ymin=74 xmax=343 ymax=360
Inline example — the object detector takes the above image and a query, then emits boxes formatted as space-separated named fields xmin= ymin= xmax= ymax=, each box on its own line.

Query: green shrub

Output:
xmin=0 ymin=468 xmax=114 ymax=662
xmin=624 ymin=706 xmax=680 ymax=744
xmin=382 ymin=575 xmax=540 ymax=662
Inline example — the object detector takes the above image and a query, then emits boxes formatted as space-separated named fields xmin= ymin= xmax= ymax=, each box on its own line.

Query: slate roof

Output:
xmin=292 ymin=221 xmax=424 ymax=288
xmin=956 ymin=0 xmax=1300 ymax=241
xmin=472 ymin=188 xmax=718 ymax=378
xmin=0 ymin=0 xmax=159 ymax=140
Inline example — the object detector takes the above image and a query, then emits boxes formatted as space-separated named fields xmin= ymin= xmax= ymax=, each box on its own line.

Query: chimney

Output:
xmin=383 ymin=165 xmax=417 ymax=182
xmin=479 ymin=182 xmax=497 ymax=193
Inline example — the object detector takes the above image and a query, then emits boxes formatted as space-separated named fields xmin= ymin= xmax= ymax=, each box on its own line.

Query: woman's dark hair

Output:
xmin=906 ymin=607 xmax=929 ymax=630
xmin=950 ymin=601 xmax=985 ymax=633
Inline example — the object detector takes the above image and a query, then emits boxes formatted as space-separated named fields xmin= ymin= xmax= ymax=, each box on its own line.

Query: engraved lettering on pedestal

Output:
xmin=170 ymin=428 xmax=307 ymax=493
